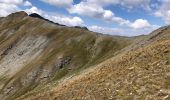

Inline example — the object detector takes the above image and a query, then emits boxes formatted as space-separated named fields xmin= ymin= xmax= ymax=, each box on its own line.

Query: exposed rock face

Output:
xmin=55 ymin=56 xmax=72 ymax=69
xmin=0 ymin=36 xmax=48 ymax=77
xmin=74 ymin=26 xmax=88 ymax=30
xmin=29 ymin=13 xmax=44 ymax=19
xmin=0 ymin=11 xmax=133 ymax=100
xmin=29 ymin=13 xmax=65 ymax=26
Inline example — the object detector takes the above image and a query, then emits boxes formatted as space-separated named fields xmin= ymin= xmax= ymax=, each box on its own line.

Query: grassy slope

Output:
xmin=18 ymin=26 xmax=170 ymax=100
xmin=0 ymin=12 xmax=135 ymax=99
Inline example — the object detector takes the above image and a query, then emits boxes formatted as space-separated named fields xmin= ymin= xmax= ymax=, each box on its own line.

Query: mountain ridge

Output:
xmin=18 ymin=24 xmax=170 ymax=100
xmin=0 ymin=11 xmax=169 ymax=100
xmin=0 ymin=11 xmax=136 ymax=100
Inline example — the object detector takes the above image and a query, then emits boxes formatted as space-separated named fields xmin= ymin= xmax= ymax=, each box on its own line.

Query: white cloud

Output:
xmin=67 ymin=0 xmax=153 ymax=27
xmin=68 ymin=1 xmax=153 ymax=29
xmin=45 ymin=14 xmax=84 ymax=26
xmin=127 ymin=24 xmax=160 ymax=36
xmin=0 ymin=3 xmax=19 ymax=17
xmin=0 ymin=0 xmax=31 ymax=6
xmin=154 ymin=0 xmax=170 ymax=24
xmin=68 ymin=3 xmax=104 ymax=18
xmin=68 ymin=2 xmax=130 ymax=26
xmin=88 ymin=25 xmax=160 ymax=36
xmin=25 ymin=6 xmax=43 ymax=15
xmin=85 ymin=0 xmax=151 ymax=10
xmin=103 ymin=10 xmax=114 ymax=20
xmin=25 ymin=6 xmax=84 ymax=26
xmin=85 ymin=0 xmax=119 ymax=7
xmin=0 ymin=0 xmax=32 ymax=17
xmin=0 ymin=0 xmax=24 ymax=5
xmin=40 ymin=0 xmax=73 ymax=7
xmin=88 ymin=25 xmax=124 ymax=35
xmin=120 ymin=0 xmax=151 ymax=10
xmin=23 ymin=1 xmax=32 ymax=6
xmin=68 ymin=1 xmax=154 ymax=30
xmin=130 ymin=19 xmax=151 ymax=29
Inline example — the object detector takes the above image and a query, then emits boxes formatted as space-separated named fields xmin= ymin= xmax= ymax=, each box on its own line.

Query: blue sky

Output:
xmin=0 ymin=0 xmax=170 ymax=36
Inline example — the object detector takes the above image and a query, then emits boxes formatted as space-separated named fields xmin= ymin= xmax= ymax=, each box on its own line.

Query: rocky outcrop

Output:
xmin=55 ymin=56 xmax=72 ymax=69
xmin=29 ymin=13 xmax=65 ymax=26
xmin=74 ymin=26 xmax=88 ymax=30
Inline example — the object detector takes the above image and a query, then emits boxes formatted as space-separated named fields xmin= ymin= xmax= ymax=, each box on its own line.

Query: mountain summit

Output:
xmin=0 ymin=11 xmax=169 ymax=100
xmin=8 ymin=11 xmax=28 ymax=18
xmin=29 ymin=13 xmax=44 ymax=19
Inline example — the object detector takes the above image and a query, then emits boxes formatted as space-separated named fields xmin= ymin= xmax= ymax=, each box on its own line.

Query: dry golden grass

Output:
xmin=0 ymin=11 xmax=134 ymax=100
xmin=18 ymin=27 xmax=170 ymax=100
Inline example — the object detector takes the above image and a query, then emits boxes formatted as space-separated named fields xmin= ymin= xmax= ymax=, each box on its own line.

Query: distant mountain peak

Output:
xmin=7 ymin=11 xmax=28 ymax=18
xmin=29 ymin=13 xmax=44 ymax=20
xmin=74 ymin=26 xmax=89 ymax=30
xmin=29 ymin=13 xmax=88 ymax=30
xmin=29 ymin=13 xmax=65 ymax=26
